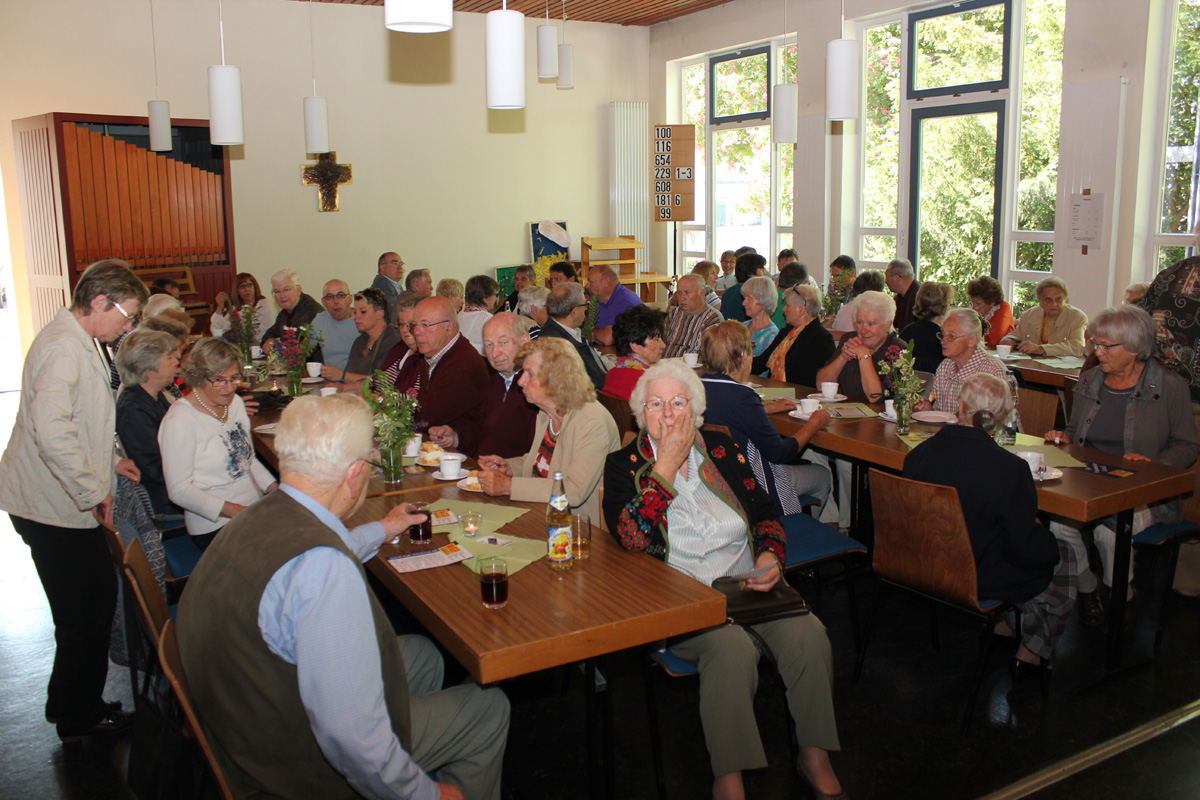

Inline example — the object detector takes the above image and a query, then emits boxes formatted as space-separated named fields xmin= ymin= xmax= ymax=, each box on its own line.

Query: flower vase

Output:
xmin=895 ymin=396 xmax=913 ymax=434
xmin=286 ymin=368 xmax=305 ymax=397
xmin=241 ymin=342 xmax=254 ymax=370
xmin=378 ymin=440 xmax=405 ymax=484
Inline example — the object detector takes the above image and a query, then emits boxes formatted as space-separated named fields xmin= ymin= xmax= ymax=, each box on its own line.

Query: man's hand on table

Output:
xmin=378 ymin=502 xmax=429 ymax=538
xmin=428 ymin=426 xmax=459 ymax=449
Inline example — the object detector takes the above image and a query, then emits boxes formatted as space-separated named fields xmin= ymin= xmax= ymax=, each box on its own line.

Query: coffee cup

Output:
xmin=250 ymin=345 xmax=263 ymax=359
xmin=884 ymin=399 xmax=895 ymax=417
xmin=438 ymin=453 xmax=465 ymax=479
xmin=306 ymin=361 xmax=322 ymax=378
xmin=995 ymin=344 xmax=1012 ymax=358
xmin=820 ymin=382 xmax=839 ymax=399
xmin=799 ymin=398 xmax=821 ymax=415
xmin=683 ymin=353 xmax=699 ymax=368
xmin=1015 ymin=450 xmax=1045 ymax=475
xmin=319 ymin=386 xmax=338 ymax=397
xmin=403 ymin=434 xmax=423 ymax=458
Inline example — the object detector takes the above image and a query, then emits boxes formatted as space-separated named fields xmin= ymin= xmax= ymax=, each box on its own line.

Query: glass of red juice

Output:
xmin=479 ymin=557 xmax=508 ymax=609
xmin=408 ymin=502 xmax=432 ymax=545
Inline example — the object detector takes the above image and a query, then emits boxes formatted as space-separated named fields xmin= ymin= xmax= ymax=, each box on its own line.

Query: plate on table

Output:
xmin=301 ymin=376 xmax=323 ymax=384
xmin=253 ymin=423 xmax=277 ymax=435
xmin=433 ymin=470 xmax=466 ymax=481
xmin=1033 ymin=467 xmax=1064 ymax=482
xmin=878 ymin=411 xmax=898 ymax=423
xmin=807 ymin=392 xmax=849 ymax=403
xmin=457 ymin=476 xmax=484 ymax=493
xmin=998 ymin=353 xmax=1024 ymax=362
xmin=912 ymin=410 xmax=956 ymax=424
xmin=416 ymin=447 xmax=445 ymax=467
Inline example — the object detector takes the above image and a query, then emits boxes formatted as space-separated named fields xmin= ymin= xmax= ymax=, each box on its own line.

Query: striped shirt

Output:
xmin=664 ymin=305 xmax=723 ymax=359
xmin=932 ymin=348 xmax=1018 ymax=413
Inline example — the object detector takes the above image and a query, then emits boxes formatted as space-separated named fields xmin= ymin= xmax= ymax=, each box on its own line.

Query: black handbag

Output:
xmin=711 ymin=575 xmax=810 ymax=627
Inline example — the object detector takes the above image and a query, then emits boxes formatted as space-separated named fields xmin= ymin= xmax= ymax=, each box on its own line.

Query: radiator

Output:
xmin=12 ymin=118 xmax=70 ymax=334
xmin=609 ymin=102 xmax=650 ymax=253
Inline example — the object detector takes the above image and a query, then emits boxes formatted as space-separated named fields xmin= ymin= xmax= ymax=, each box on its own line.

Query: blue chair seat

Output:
xmin=781 ymin=514 xmax=867 ymax=568
xmin=649 ymin=647 xmax=697 ymax=677
xmin=162 ymin=534 xmax=204 ymax=580
xmin=169 ymin=603 xmax=178 ymax=621
xmin=978 ymin=598 xmax=1004 ymax=612
xmin=1133 ymin=520 xmax=1199 ymax=546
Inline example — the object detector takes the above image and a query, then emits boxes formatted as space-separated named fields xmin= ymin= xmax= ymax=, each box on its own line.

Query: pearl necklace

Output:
xmin=547 ymin=415 xmax=562 ymax=437
xmin=193 ymin=392 xmax=228 ymax=423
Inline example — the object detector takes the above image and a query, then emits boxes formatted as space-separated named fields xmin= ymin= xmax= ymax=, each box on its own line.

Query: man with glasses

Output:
xmin=371 ymin=252 xmax=405 ymax=322
xmin=260 ymin=269 xmax=324 ymax=350
xmin=312 ymin=279 xmax=358 ymax=374
xmin=409 ymin=297 xmax=489 ymax=443
xmin=916 ymin=308 xmax=1018 ymax=415
xmin=538 ymin=282 xmax=610 ymax=391
xmin=664 ymin=274 xmax=722 ymax=359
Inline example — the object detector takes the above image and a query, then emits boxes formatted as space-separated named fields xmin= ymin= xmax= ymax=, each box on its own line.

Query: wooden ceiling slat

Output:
xmin=286 ymin=0 xmax=719 ymax=26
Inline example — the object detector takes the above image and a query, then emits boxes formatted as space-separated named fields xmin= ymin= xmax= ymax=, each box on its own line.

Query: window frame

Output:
xmin=907 ymin=0 xmax=1013 ymax=100
xmin=708 ymin=46 xmax=772 ymax=125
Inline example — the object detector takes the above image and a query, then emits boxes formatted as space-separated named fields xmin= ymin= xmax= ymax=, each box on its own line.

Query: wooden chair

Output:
xmin=856 ymin=469 xmax=1014 ymax=734
xmin=1017 ymin=386 xmax=1059 ymax=438
xmin=597 ymin=390 xmax=637 ymax=444
xmin=159 ymin=620 xmax=235 ymax=800
xmin=99 ymin=519 xmax=125 ymax=569
xmin=124 ymin=538 xmax=173 ymax=644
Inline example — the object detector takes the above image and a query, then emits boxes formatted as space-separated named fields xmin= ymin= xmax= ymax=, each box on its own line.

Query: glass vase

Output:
xmin=378 ymin=440 xmax=405 ymax=484
xmin=895 ymin=396 xmax=913 ymax=434
xmin=286 ymin=368 xmax=304 ymax=397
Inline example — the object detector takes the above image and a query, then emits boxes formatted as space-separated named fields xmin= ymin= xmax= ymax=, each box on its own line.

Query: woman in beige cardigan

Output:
xmin=478 ymin=337 xmax=620 ymax=521
xmin=1000 ymin=276 xmax=1088 ymax=357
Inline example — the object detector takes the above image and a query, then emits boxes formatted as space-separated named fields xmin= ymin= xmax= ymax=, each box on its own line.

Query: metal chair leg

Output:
xmin=962 ymin=610 xmax=1001 ymax=735
xmin=854 ymin=580 xmax=881 ymax=682
xmin=643 ymin=659 xmax=668 ymax=800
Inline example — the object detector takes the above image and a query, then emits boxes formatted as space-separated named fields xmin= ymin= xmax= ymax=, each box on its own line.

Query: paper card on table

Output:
xmin=403 ymin=465 xmax=426 ymax=475
xmin=1071 ymin=461 xmax=1136 ymax=478
xmin=451 ymin=532 xmax=547 ymax=576
xmin=429 ymin=508 xmax=459 ymax=526
xmin=428 ymin=499 xmax=529 ymax=530
xmin=387 ymin=543 xmax=473 ymax=573
xmin=827 ymin=403 xmax=876 ymax=419
xmin=1014 ymin=433 xmax=1043 ymax=446
xmin=758 ymin=387 xmax=797 ymax=401
xmin=897 ymin=431 xmax=936 ymax=449
xmin=479 ymin=535 xmax=514 ymax=547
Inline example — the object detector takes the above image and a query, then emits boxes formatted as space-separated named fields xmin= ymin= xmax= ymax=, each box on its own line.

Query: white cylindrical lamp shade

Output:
xmin=486 ymin=9 xmax=525 ymax=109
xmin=384 ymin=0 xmax=453 ymax=32
xmin=557 ymin=43 xmax=574 ymax=89
xmin=208 ymin=65 xmax=244 ymax=146
xmin=826 ymin=38 xmax=860 ymax=121
xmin=148 ymin=100 xmax=172 ymax=151
xmin=772 ymin=84 xmax=797 ymax=143
xmin=304 ymin=96 xmax=329 ymax=153
xmin=537 ymin=24 xmax=558 ymax=79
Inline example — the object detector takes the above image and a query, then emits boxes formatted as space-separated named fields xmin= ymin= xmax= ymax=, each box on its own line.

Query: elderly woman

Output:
xmin=720 ymin=252 xmax=766 ymax=323
xmin=1000 ymin=277 xmax=1087 ymax=357
xmin=460 ymin=274 xmax=500 ymax=354
xmin=116 ymin=329 xmax=183 ymax=523
xmin=436 ymin=277 xmax=465 ymax=312
xmin=915 ymin=309 xmax=1014 ymax=415
xmin=603 ymin=361 xmax=844 ymax=800
xmin=693 ymin=260 xmax=722 ymax=309
xmin=753 ymin=284 xmax=836 ymax=388
xmin=339 ymin=288 xmax=402 ymax=388
xmin=741 ymin=275 xmax=780 ymax=356
xmin=602 ymin=305 xmax=667 ymax=400
xmin=478 ymin=338 xmax=620 ymax=521
xmin=0 ymin=259 xmax=145 ymax=741
xmin=832 ymin=270 xmax=885 ymax=332
xmin=518 ymin=285 xmax=550 ymax=339
xmin=906 ymin=373 xmax=1076 ymax=679
xmin=160 ymin=338 xmax=277 ymax=550
xmin=899 ymin=282 xmax=954 ymax=373
xmin=211 ymin=272 xmax=271 ymax=342
xmin=701 ymin=322 xmax=832 ymax=517
xmin=1044 ymin=306 xmax=1200 ymax=625
xmin=966 ymin=275 xmax=1014 ymax=347
xmin=817 ymin=290 xmax=904 ymax=403
xmin=376 ymin=294 xmax=423 ymax=390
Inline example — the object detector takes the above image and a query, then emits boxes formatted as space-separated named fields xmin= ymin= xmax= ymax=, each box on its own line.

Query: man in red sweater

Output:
xmin=410 ymin=297 xmax=488 ymax=446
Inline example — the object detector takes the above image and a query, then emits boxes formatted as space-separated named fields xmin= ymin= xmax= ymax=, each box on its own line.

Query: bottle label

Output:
xmin=549 ymin=493 xmax=568 ymax=512
xmin=548 ymin=525 xmax=573 ymax=562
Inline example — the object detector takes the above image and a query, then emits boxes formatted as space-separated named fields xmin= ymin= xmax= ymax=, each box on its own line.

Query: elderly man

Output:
xmin=178 ymin=394 xmax=509 ymax=800
xmin=664 ymin=274 xmax=723 ymax=358
xmin=518 ymin=286 xmax=549 ymax=339
xmin=917 ymin=308 xmax=1017 ymax=415
xmin=371 ymin=252 xmax=405 ymax=321
xmin=587 ymin=264 xmax=643 ymax=346
xmin=885 ymin=258 xmax=921 ymax=332
xmin=429 ymin=313 xmax=538 ymax=459
xmin=311 ymin=279 xmax=358 ymax=374
xmin=260 ymin=269 xmax=324 ymax=347
xmin=396 ymin=268 xmax=434 ymax=305
xmin=410 ymin=297 xmax=489 ymax=440
xmin=502 ymin=265 xmax=534 ymax=313
xmin=538 ymin=282 xmax=609 ymax=390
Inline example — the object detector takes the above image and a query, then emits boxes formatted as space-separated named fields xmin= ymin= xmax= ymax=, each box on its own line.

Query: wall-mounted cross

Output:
xmin=301 ymin=151 xmax=352 ymax=212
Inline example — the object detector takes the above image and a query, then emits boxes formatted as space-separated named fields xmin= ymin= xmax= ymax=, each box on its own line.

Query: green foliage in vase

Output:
xmin=361 ymin=369 xmax=418 ymax=451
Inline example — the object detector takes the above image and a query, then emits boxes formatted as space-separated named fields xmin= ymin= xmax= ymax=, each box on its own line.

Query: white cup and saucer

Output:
xmin=434 ymin=453 xmax=466 ymax=481
xmin=880 ymin=398 xmax=898 ymax=423
xmin=790 ymin=397 xmax=822 ymax=421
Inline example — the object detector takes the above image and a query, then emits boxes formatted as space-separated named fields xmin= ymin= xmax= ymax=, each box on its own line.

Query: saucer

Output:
xmin=913 ymin=410 xmax=956 ymax=423
xmin=998 ymin=354 xmax=1023 ymax=361
xmin=787 ymin=409 xmax=814 ymax=422
xmin=301 ymin=376 xmax=323 ymax=384
xmin=808 ymin=392 xmax=848 ymax=402
xmin=878 ymin=411 xmax=898 ymax=423
xmin=432 ymin=470 xmax=466 ymax=481
xmin=1033 ymin=467 xmax=1064 ymax=481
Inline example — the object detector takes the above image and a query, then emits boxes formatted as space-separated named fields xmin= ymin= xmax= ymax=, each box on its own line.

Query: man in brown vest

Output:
xmin=178 ymin=394 xmax=509 ymax=799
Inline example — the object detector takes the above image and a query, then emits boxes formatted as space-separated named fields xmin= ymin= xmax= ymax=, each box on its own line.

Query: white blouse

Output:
xmin=210 ymin=297 xmax=272 ymax=342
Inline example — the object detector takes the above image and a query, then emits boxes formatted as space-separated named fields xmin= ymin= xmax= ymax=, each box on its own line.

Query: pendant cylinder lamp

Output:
xmin=304 ymin=96 xmax=329 ymax=153
xmin=557 ymin=43 xmax=574 ymax=89
xmin=772 ymin=84 xmax=797 ymax=143
xmin=148 ymin=100 xmax=172 ymax=151
xmin=208 ymin=65 xmax=244 ymax=146
xmin=385 ymin=0 xmax=453 ymax=33
xmin=486 ymin=8 xmax=525 ymax=109
xmin=826 ymin=38 xmax=859 ymax=121
xmin=537 ymin=24 xmax=558 ymax=79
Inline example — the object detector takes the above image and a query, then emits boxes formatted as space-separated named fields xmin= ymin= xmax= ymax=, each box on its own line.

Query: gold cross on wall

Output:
xmin=301 ymin=151 xmax=352 ymax=212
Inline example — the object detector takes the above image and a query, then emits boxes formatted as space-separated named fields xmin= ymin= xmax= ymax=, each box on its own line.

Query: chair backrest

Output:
xmin=159 ymin=620 xmax=234 ymax=800
xmin=1061 ymin=375 xmax=1079 ymax=421
xmin=124 ymin=538 xmax=171 ymax=641
xmin=868 ymin=469 xmax=984 ymax=610
xmin=701 ymin=423 xmax=732 ymax=438
xmin=99 ymin=520 xmax=125 ymax=570
xmin=597 ymin=391 xmax=637 ymax=443
xmin=1017 ymin=387 xmax=1059 ymax=438
xmin=915 ymin=370 xmax=936 ymax=396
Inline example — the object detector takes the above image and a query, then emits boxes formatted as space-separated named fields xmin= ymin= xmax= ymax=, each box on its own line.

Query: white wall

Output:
xmin=0 ymin=0 xmax=648 ymax=349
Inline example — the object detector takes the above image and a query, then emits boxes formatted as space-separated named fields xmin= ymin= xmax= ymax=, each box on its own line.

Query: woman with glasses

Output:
xmin=999 ymin=276 xmax=1087 ymax=357
xmin=914 ymin=309 xmax=1015 ymax=415
xmin=160 ymin=338 xmax=277 ymax=550
xmin=603 ymin=360 xmax=845 ymax=800
xmin=338 ymin=288 xmax=402 ymax=389
xmin=211 ymin=272 xmax=270 ymax=342
xmin=965 ymin=275 xmax=1014 ymax=347
xmin=1044 ymin=305 xmax=1199 ymax=626
xmin=741 ymin=276 xmax=780 ymax=356
xmin=375 ymin=294 xmax=424 ymax=391
xmin=478 ymin=337 xmax=619 ymax=521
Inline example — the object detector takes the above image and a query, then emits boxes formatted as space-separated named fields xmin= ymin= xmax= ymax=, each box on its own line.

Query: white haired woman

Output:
xmin=1000 ymin=276 xmax=1087 ymax=357
xmin=1044 ymin=305 xmax=1200 ymax=625
xmin=160 ymin=338 xmax=278 ymax=550
xmin=906 ymin=373 xmax=1076 ymax=680
xmin=741 ymin=275 xmax=780 ymax=356
xmin=816 ymin=290 xmax=904 ymax=403
xmin=603 ymin=360 xmax=845 ymax=800
xmin=116 ymin=328 xmax=184 ymax=523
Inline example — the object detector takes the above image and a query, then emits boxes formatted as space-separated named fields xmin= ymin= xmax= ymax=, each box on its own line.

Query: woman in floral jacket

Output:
xmin=602 ymin=360 xmax=846 ymax=800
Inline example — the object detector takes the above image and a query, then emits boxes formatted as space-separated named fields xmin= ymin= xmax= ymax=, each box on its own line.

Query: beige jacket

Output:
xmin=507 ymin=401 xmax=620 ymax=521
xmin=1002 ymin=304 xmax=1088 ymax=357
xmin=0 ymin=308 xmax=117 ymax=528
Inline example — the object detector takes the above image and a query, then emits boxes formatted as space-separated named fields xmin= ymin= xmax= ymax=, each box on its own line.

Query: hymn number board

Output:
xmin=652 ymin=125 xmax=695 ymax=222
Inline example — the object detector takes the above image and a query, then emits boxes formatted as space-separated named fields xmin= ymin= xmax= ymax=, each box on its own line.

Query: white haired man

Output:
xmin=664 ymin=274 xmax=723 ymax=359
xmin=260 ymin=269 xmax=324 ymax=349
xmin=884 ymin=257 xmax=921 ymax=332
xmin=178 ymin=394 xmax=509 ymax=800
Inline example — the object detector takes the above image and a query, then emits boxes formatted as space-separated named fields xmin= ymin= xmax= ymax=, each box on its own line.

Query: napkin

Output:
xmin=1002 ymin=444 xmax=1085 ymax=468
xmin=758 ymin=387 xmax=797 ymax=401
xmin=427 ymin=499 xmax=545 ymax=575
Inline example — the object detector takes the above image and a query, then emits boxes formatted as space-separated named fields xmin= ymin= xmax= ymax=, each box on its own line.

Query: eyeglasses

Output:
xmin=396 ymin=322 xmax=413 ymax=331
xmin=237 ymin=282 xmax=255 ymax=290
xmin=322 ymin=292 xmax=349 ymax=301
xmin=112 ymin=303 xmax=139 ymax=326
xmin=936 ymin=330 xmax=967 ymax=342
xmin=208 ymin=373 xmax=245 ymax=388
xmin=413 ymin=320 xmax=451 ymax=331
xmin=1091 ymin=339 xmax=1123 ymax=353
xmin=643 ymin=395 xmax=690 ymax=412
xmin=272 ymin=286 xmax=296 ymax=295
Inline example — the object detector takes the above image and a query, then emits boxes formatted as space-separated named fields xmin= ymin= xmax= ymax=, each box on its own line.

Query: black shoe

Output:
xmin=1010 ymin=656 xmax=1050 ymax=683
xmin=46 ymin=699 xmax=122 ymax=726
xmin=57 ymin=707 xmax=133 ymax=743
xmin=1078 ymin=590 xmax=1105 ymax=627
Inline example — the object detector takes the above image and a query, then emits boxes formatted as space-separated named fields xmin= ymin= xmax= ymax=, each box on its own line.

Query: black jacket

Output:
xmin=538 ymin=317 xmax=609 ymax=391
xmin=116 ymin=385 xmax=181 ymax=519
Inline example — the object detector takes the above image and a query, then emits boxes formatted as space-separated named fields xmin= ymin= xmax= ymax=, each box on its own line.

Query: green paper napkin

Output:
xmin=826 ymin=403 xmax=877 ymax=419
xmin=1002 ymin=443 xmax=1085 ymax=468
xmin=426 ymin=500 xmax=544 ymax=575
xmin=1031 ymin=357 xmax=1084 ymax=370
xmin=758 ymin=387 xmax=797 ymax=401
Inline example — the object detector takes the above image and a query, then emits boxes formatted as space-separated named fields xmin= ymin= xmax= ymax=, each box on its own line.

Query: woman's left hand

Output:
xmin=1124 ymin=453 xmax=1152 ymax=462
xmin=764 ymin=398 xmax=796 ymax=415
xmin=1017 ymin=341 xmax=1043 ymax=355
xmin=745 ymin=552 xmax=781 ymax=592
xmin=479 ymin=469 xmax=513 ymax=496
xmin=115 ymin=458 xmax=141 ymax=485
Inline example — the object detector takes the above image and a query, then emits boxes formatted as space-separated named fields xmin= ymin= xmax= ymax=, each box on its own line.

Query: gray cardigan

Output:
xmin=1065 ymin=360 xmax=1200 ymax=524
